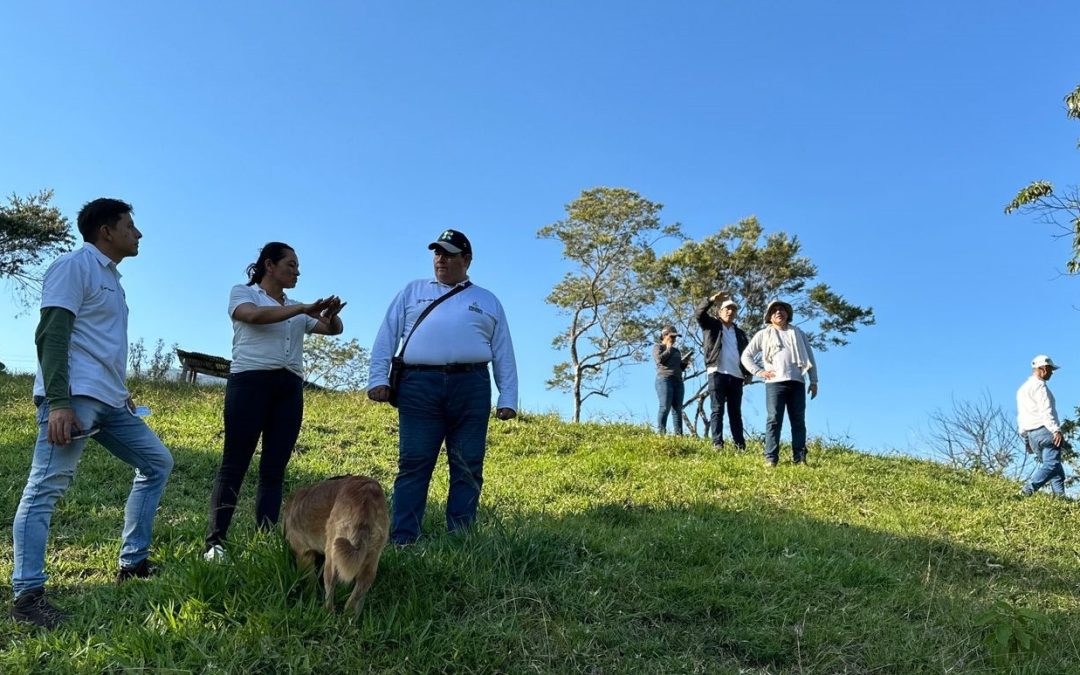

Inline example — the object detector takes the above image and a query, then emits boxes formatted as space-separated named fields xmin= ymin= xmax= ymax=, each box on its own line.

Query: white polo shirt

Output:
xmin=33 ymin=243 xmax=130 ymax=408
xmin=228 ymin=284 xmax=318 ymax=378
xmin=368 ymin=278 xmax=519 ymax=410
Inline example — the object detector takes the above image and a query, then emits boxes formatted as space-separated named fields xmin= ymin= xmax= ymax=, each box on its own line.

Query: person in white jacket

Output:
xmin=741 ymin=300 xmax=818 ymax=466
xmin=1017 ymin=354 xmax=1066 ymax=497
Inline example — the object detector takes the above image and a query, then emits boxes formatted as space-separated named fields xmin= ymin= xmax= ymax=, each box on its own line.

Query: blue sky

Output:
xmin=2 ymin=1 xmax=1078 ymax=456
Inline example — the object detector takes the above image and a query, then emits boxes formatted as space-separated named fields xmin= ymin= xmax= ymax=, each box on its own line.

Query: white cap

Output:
xmin=1032 ymin=354 xmax=1060 ymax=370
xmin=719 ymin=300 xmax=738 ymax=310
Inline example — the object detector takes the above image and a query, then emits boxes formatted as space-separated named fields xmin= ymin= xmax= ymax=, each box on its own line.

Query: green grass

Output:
xmin=1 ymin=372 xmax=1078 ymax=673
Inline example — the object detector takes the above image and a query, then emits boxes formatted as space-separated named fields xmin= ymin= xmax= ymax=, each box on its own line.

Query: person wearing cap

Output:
xmin=367 ymin=229 xmax=518 ymax=545
xmin=696 ymin=291 xmax=752 ymax=450
xmin=1017 ymin=355 xmax=1066 ymax=497
xmin=741 ymin=300 xmax=818 ymax=466
xmin=653 ymin=325 xmax=691 ymax=435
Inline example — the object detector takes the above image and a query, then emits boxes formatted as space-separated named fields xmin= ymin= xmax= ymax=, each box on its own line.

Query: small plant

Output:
xmin=974 ymin=600 xmax=1048 ymax=668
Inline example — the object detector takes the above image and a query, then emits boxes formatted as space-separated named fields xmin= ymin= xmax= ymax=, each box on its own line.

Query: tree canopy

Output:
xmin=0 ymin=189 xmax=74 ymax=309
xmin=538 ymin=187 xmax=681 ymax=422
xmin=641 ymin=216 xmax=875 ymax=431
xmin=1005 ymin=84 xmax=1080 ymax=272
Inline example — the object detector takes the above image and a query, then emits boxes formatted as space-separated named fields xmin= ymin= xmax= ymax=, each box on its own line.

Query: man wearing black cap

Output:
xmin=367 ymin=229 xmax=518 ymax=545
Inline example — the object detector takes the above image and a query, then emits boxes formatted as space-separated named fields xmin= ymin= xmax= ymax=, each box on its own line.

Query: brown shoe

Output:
xmin=11 ymin=587 xmax=68 ymax=629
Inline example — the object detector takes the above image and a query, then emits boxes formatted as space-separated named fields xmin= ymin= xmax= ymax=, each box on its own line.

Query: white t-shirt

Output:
xmin=33 ymin=244 xmax=130 ymax=407
xmin=228 ymin=284 xmax=318 ymax=378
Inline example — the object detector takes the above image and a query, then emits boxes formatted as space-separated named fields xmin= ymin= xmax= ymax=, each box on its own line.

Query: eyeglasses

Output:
xmin=432 ymin=250 xmax=462 ymax=259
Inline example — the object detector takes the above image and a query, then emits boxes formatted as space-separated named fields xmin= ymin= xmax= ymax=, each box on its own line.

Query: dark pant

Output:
xmin=392 ymin=367 xmax=491 ymax=544
xmin=708 ymin=372 xmax=745 ymax=448
xmin=655 ymin=376 xmax=684 ymax=435
xmin=765 ymin=381 xmax=807 ymax=463
xmin=206 ymin=369 xmax=303 ymax=548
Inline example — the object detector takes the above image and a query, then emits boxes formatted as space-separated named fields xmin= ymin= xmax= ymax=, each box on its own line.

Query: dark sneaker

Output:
xmin=116 ymin=558 xmax=159 ymax=583
xmin=764 ymin=459 xmax=778 ymax=468
xmin=11 ymin=587 xmax=68 ymax=629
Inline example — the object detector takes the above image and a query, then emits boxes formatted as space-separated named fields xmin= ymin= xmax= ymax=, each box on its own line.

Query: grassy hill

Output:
xmin=0 ymin=372 xmax=1078 ymax=673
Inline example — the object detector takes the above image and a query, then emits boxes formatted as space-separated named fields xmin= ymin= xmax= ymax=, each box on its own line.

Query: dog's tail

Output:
xmin=332 ymin=530 xmax=370 ymax=581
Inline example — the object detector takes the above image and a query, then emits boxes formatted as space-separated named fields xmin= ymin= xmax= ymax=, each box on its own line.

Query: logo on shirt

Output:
xmin=468 ymin=302 xmax=483 ymax=315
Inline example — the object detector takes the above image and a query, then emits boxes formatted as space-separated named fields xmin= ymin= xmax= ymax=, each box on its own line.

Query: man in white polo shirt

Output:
xmin=367 ymin=229 xmax=518 ymax=545
xmin=1017 ymin=354 xmax=1066 ymax=498
xmin=10 ymin=198 xmax=174 ymax=629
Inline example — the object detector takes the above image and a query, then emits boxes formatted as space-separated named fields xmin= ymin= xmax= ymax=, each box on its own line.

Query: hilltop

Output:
xmin=0 ymin=373 xmax=1077 ymax=673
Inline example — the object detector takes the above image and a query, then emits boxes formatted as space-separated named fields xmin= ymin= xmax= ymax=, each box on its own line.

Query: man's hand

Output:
xmin=367 ymin=385 xmax=391 ymax=403
xmin=1053 ymin=431 xmax=1063 ymax=447
xmin=709 ymin=290 xmax=729 ymax=303
xmin=760 ymin=370 xmax=775 ymax=380
xmin=496 ymin=408 xmax=516 ymax=421
xmin=808 ymin=383 xmax=818 ymax=400
xmin=47 ymin=407 xmax=80 ymax=446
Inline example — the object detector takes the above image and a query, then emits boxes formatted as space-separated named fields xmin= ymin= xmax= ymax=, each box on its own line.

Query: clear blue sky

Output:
xmin=2 ymin=1 xmax=1078 ymax=457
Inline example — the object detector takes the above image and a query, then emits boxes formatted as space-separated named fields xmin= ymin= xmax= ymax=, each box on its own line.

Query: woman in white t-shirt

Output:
xmin=203 ymin=242 xmax=345 ymax=561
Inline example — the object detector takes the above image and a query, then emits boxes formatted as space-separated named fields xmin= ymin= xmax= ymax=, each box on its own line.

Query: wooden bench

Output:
xmin=176 ymin=349 xmax=231 ymax=383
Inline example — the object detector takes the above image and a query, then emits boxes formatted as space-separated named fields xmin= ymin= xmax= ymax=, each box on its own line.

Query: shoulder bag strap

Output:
xmin=395 ymin=281 xmax=472 ymax=360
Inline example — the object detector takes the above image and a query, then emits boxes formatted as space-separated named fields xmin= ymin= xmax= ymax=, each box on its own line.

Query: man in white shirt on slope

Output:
xmin=1017 ymin=354 xmax=1066 ymax=498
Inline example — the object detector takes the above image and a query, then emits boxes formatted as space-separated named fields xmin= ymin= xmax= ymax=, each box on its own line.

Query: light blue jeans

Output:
xmin=11 ymin=396 xmax=174 ymax=597
xmin=1023 ymin=427 xmax=1065 ymax=497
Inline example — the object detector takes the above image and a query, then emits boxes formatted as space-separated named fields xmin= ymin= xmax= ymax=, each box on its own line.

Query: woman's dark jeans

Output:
xmin=655 ymin=375 xmax=685 ymax=435
xmin=206 ymin=368 xmax=303 ymax=548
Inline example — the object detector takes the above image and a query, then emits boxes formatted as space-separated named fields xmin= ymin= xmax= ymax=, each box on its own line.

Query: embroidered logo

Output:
xmin=468 ymin=302 xmax=483 ymax=315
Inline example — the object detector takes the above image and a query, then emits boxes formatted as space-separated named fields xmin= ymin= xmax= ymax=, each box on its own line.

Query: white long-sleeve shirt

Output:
xmin=1016 ymin=375 xmax=1060 ymax=434
xmin=367 ymin=278 xmax=519 ymax=411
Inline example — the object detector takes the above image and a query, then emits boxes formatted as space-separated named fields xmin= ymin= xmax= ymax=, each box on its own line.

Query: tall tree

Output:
xmin=304 ymin=334 xmax=370 ymax=391
xmin=1005 ymin=84 xmax=1080 ymax=271
xmin=538 ymin=187 xmax=681 ymax=422
xmin=641 ymin=216 xmax=875 ymax=433
xmin=0 ymin=190 xmax=74 ymax=309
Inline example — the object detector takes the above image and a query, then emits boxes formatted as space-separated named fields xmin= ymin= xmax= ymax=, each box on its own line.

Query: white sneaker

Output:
xmin=203 ymin=544 xmax=227 ymax=562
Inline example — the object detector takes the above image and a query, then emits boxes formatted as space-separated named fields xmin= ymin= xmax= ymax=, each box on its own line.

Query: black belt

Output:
xmin=403 ymin=362 xmax=488 ymax=373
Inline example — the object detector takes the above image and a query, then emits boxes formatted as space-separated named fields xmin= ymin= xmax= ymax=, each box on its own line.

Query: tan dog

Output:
xmin=282 ymin=475 xmax=389 ymax=613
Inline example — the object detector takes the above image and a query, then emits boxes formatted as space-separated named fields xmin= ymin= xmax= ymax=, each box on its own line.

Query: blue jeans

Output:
xmin=655 ymin=376 xmax=684 ymax=435
xmin=765 ymin=381 xmax=807 ymax=463
xmin=1023 ymin=427 xmax=1065 ymax=496
xmin=392 ymin=367 xmax=491 ymax=544
xmin=12 ymin=396 xmax=174 ymax=597
xmin=708 ymin=372 xmax=745 ymax=448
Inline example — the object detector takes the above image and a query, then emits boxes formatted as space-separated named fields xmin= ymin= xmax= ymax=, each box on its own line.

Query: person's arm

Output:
xmin=36 ymin=307 xmax=75 ymax=410
xmin=366 ymin=287 xmax=408 ymax=401
xmin=232 ymin=299 xmax=331 ymax=325
xmin=695 ymin=297 xmax=720 ymax=330
xmin=490 ymin=301 xmax=518 ymax=419
xmin=740 ymin=330 xmax=765 ymax=378
xmin=1033 ymin=383 xmax=1061 ymax=435
xmin=36 ymin=307 xmax=85 ymax=445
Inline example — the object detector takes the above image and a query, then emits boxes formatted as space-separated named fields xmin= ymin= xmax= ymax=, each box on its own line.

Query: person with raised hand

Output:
xmin=203 ymin=242 xmax=345 ymax=561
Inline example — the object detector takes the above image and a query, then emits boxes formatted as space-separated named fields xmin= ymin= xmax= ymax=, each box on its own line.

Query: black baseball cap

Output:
xmin=428 ymin=229 xmax=472 ymax=256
